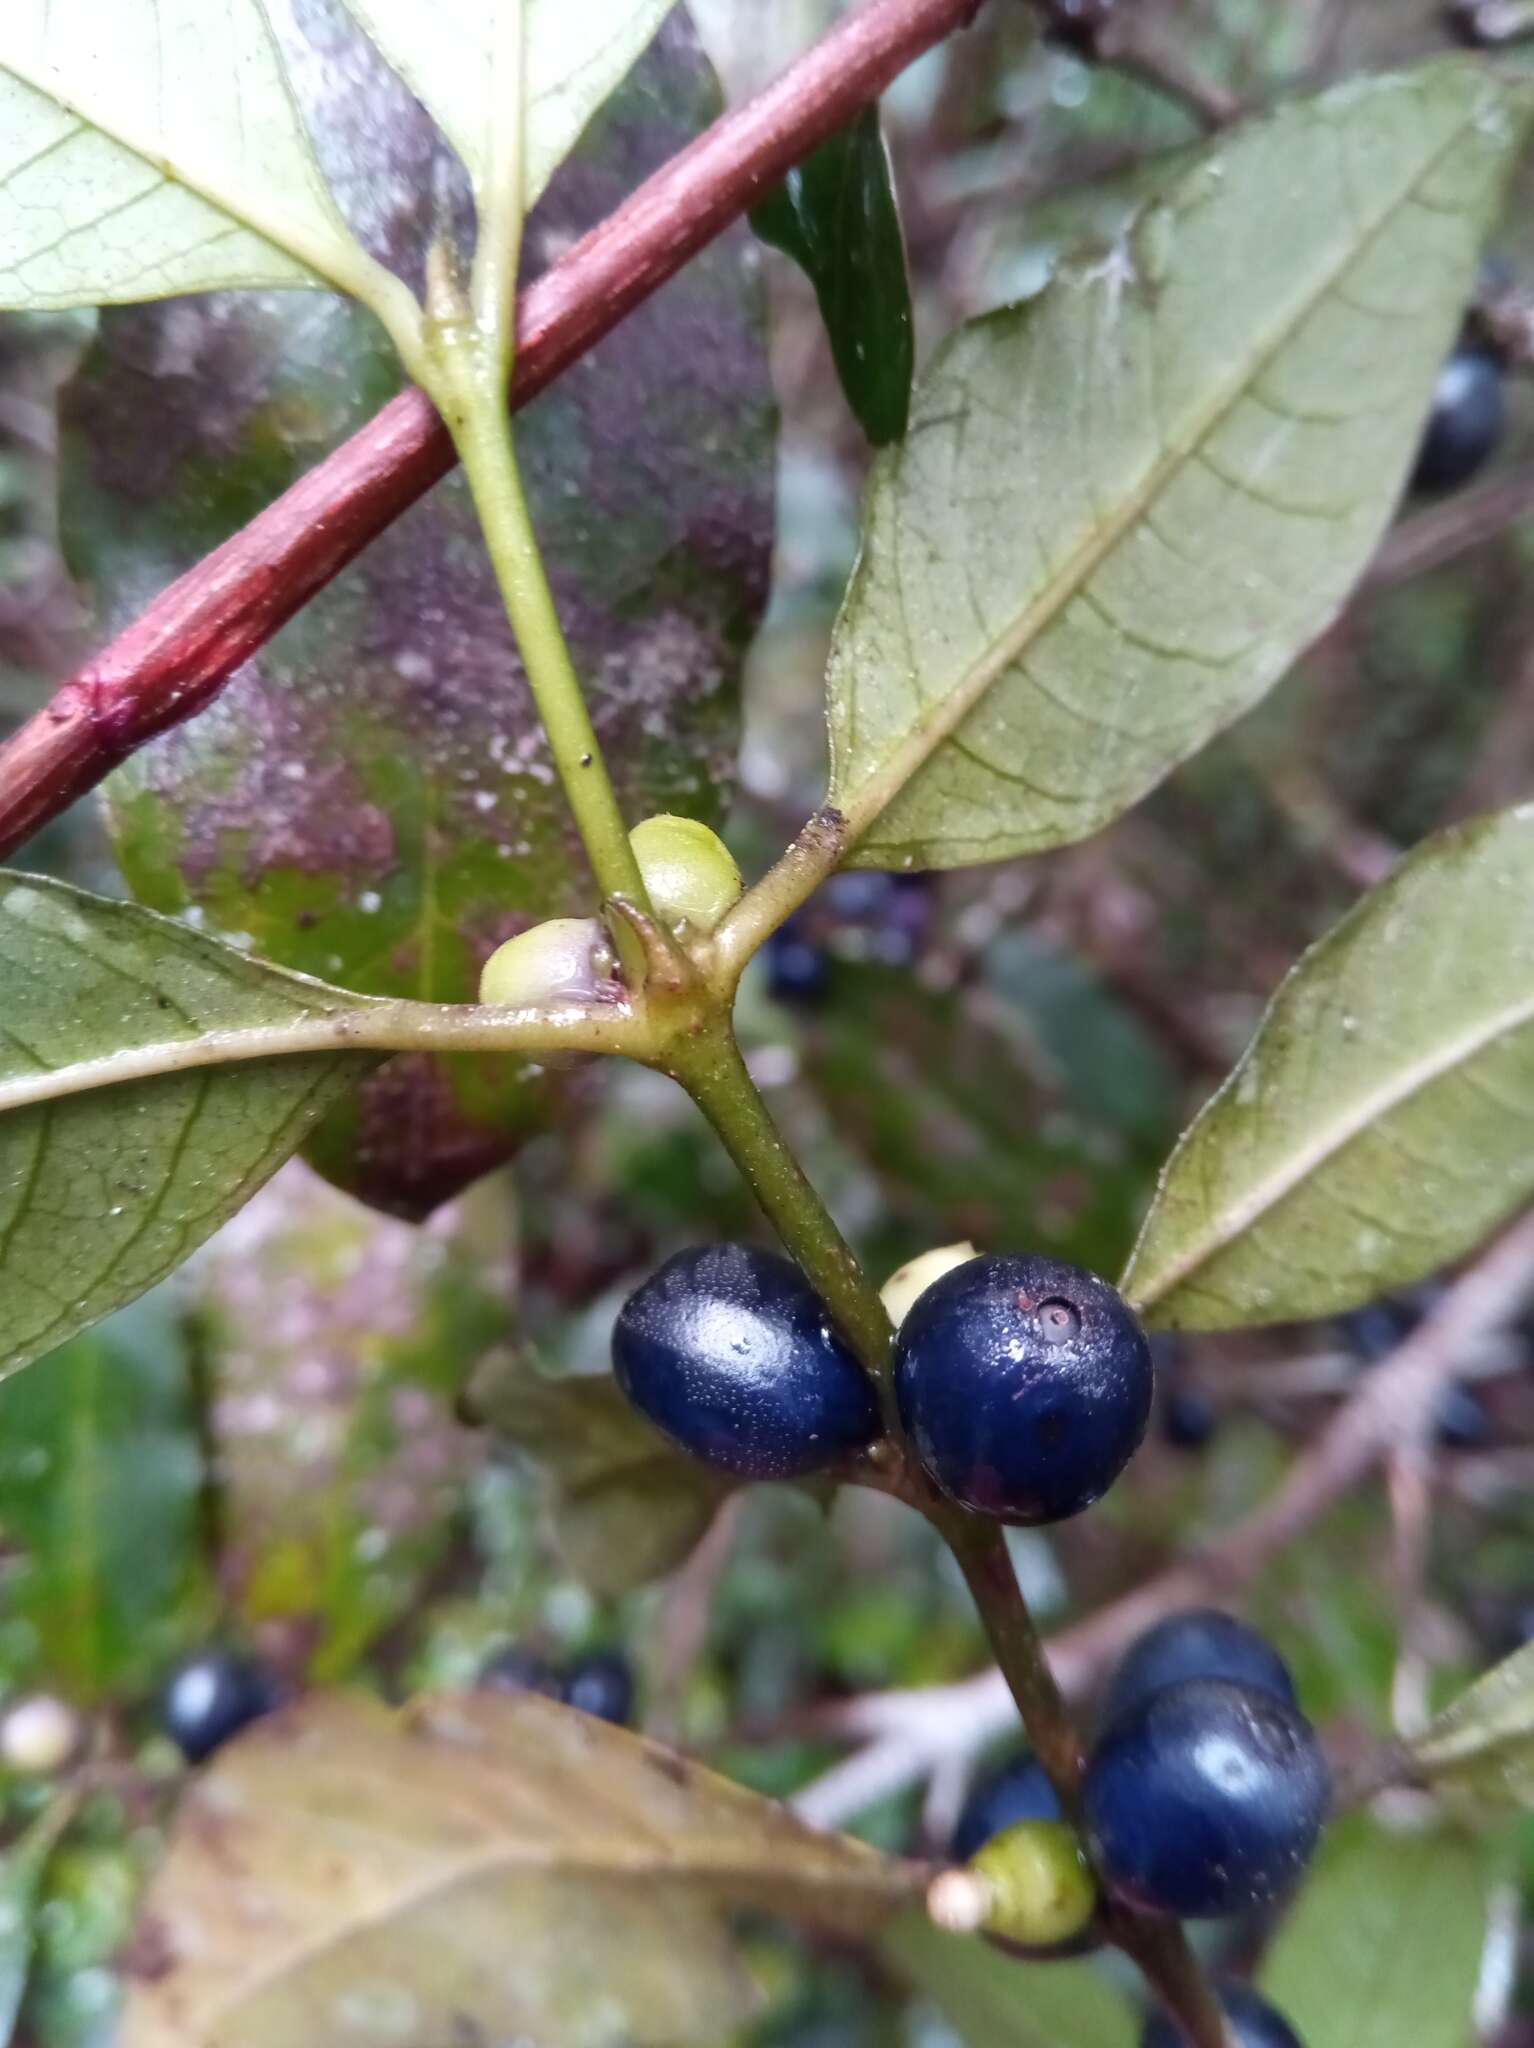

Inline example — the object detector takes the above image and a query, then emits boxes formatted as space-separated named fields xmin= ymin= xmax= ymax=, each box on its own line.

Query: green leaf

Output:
xmin=1123 ymin=805 xmax=1534 ymax=1328
xmin=0 ymin=1 xmax=417 ymax=346
xmin=0 ymin=1299 xmax=209 ymax=1699
xmin=0 ymin=871 xmax=377 ymax=1376
xmin=753 ymin=106 xmax=914 ymax=445
xmin=121 ymin=1691 xmax=923 ymax=2048
xmin=1260 ymin=1816 xmax=1492 ymax=2048
xmin=1409 ymin=1642 xmax=1534 ymax=1819
xmin=885 ymin=1915 xmax=1135 ymax=2048
xmin=469 ymin=1348 xmax=732 ymax=1598
xmin=824 ymin=60 xmax=1531 ymax=870
xmin=344 ymin=0 xmax=672 ymax=213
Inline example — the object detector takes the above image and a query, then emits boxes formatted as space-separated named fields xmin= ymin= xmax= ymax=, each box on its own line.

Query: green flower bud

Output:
xmin=629 ymin=814 xmax=742 ymax=933
xmin=479 ymin=918 xmax=613 ymax=1008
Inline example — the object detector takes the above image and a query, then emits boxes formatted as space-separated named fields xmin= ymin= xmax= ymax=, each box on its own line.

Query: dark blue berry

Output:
xmin=479 ymin=1646 xmax=562 ymax=1697
xmin=1434 ymin=1381 xmax=1492 ymax=1452
xmin=767 ymin=927 xmax=830 ymax=1004
xmin=951 ymin=1752 xmax=1060 ymax=1861
xmin=1084 ymin=1678 xmax=1329 ymax=1918
xmin=1411 ymin=344 xmax=1505 ymax=495
xmin=893 ymin=1253 xmax=1154 ymax=1524
xmin=1142 ymin=1981 xmax=1303 ymax=2048
xmin=1337 ymin=1296 xmax=1419 ymax=1364
xmin=1161 ymin=1389 xmax=1218 ymax=1450
xmin=562 ymin=1650 xmax=635 ymax=1726
xmin=160 ymin=1651 xmax=281 ymax=1764
xmin=613 ymin=1245 xmax=880 ymax=1480
xmin=1102 ymin=1609 xmax=1297 ymax=1728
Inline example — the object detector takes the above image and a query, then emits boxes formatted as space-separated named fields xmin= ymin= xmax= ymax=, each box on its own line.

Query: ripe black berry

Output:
xmin=767 ymin=923 xmax=830 ymax=1004
xmin=1434 ymin=1381 xmax=1492 ymax=1452
xmin=1411 ymin=344 xmax=1505 ymax=495
xmin=562 ymin=1650 xmax=635 ymax=1726
xmin=1102 ymin=1609 xmax=1297 ymax=1728
xmin=613 ymin=1245 xmax=880 ymax=1480
xmin=1161 ymin=1389 xmax=1218 ymax=1450
xmin=1084 ymin=1678 xmax=1329 ymax=1918
xmin=893 ymin=1254 xmax=1153 ymax=1523
xmin=160 ymin=1651 xmax=281 ymax=1764
xmin=1142 ymin=1981 xmax=1303 ymax=2048
xmin=951 ymin=1752 xmax=1060 ymax=1861
xmin=479 ymin=1646 xmax=562 ymax=1697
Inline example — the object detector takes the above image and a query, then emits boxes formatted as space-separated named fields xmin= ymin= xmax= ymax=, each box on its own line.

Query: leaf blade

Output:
xmin=1409 ymin=1642 xmax=1534 ymax=1818
xmin=342 ymin=0 xmax=672 ymax=212
xmin=1259 ymin=1816 xmax=1492 ymax=2048
xmin=1122 ymin=805 xmax=1534 ymax=1327
xmin=121 ymin=1691 xmax=923 ymax=2048
xmin=0 ymin=873 xmax=377 ymax=1375
xmin=0 ymin=0 xmax=407 ymax=321
xmin=825 ymin=61 xmax=1532 ymax=869
xmin=753 ymin=105 xmax=914 ymax=446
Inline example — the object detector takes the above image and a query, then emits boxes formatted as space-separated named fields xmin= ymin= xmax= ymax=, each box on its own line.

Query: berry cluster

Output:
xmin=612 ymin=1240 xmax=1327 ymax=2033
xmin=480 ymin=1643 xmax=636 ymax=1726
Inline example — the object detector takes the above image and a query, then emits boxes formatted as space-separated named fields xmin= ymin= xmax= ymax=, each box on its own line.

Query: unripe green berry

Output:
xmin=479 ymin=917 xmax=614 ymax=1008
xmin=928 ymin=1819 xmax=1098 ymax=1952
xmin=880 ymin=1242 xmax=979 ymax=1331
xmin=629 ymin=814 xmax=742 ymax=933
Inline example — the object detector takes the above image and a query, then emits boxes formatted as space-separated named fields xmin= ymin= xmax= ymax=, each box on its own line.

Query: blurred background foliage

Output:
xmin=1 ymin=0 xmax=1534 ymax=2042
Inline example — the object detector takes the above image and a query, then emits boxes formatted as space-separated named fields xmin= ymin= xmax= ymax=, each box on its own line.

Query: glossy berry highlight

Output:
xmin=951 ymin=1751 xmax=1060 ymax=1862
xmin=1410 ymin=343 xmax=1505 ymax=495
xmin=893 ymin=1253 xmax=1154 ymax=1523
xmin=1102 ymin=1609 xmax=1298 ymax=1728
xmin=160 ymin=1651 xmax=281 ymax=1765
xmin=1084 ymin=1678 xmax=1329 ymax=1918
xmin=1142 ymin=1980 xmax=1303 ymax=2048
xmin=613 ymin=1244 xmax=881 ymax=1480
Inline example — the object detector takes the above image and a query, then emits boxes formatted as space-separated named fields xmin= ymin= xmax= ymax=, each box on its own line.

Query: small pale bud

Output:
xmin=479 ymin=918 xmax=613 ymax=1008
xmin=880 ymin=1243 xmax=980 ymax=1331
xmin=629 ymin=814 xmax=742 ymax=934
xmin=1 ymin=1693 xmax=83 ymax=1775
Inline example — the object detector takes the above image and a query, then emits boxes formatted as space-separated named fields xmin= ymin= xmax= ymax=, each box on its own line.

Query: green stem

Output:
xmin=673 ymin=1021 xmax=895 ymax=1393
xmin=450 ymin=382 xmax=651 ymax=919
xmin=941 ymin=1513 xmax=1084 ymax=1811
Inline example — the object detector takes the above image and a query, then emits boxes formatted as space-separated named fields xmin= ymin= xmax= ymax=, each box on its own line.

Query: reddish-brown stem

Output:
xmin=0 ymin=0 xmax=984 ymax=860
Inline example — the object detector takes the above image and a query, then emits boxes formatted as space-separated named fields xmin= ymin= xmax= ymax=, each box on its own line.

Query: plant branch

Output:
xmin=0 ymin=0 xmax=985 ymax=861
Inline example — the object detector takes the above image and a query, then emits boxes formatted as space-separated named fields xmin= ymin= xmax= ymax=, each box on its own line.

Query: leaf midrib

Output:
xmin=833 ymin=85 xmax=1484 ymax=850
xmin=1128 ymin=984 xmax=1534 ymax=1311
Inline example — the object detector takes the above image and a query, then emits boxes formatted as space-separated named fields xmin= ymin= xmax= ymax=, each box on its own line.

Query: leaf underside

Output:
xmin=1410 ymin=1639 xmax=1534 ymax=1818
xmin=0 ymin=0 xmax=358 ymax=308
xmin=1123 ymin=805 xmax=1534 ymax=1328
xmin=827 ymin=60 xmax=1531 ymax=869
xmin=121 ymin=1691 xmax=921 ymax=2048
xmin=0 ymin=873 xmax=371 ymax=1377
